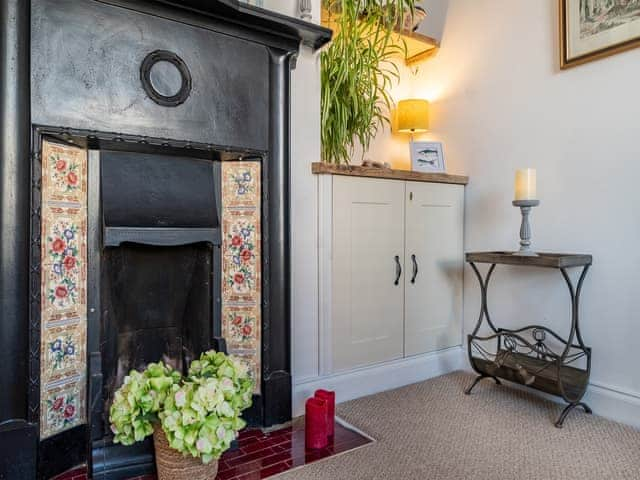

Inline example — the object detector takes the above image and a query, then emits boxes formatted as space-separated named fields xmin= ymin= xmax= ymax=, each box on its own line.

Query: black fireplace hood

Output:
xmin=101 ymin=150 xmax=222 ymax=247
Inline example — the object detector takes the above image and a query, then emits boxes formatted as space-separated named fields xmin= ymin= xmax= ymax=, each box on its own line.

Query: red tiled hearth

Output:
xmin=50 ymin=419 xmax=372 ymax=480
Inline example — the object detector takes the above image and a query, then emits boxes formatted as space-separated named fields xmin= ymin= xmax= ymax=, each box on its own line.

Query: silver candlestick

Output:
xmin=512 ymin=199 xmax=540 ymax=256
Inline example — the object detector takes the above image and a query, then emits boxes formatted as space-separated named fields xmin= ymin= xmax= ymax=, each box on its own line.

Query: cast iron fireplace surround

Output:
xmin=0 ymin=1 xmax=330 ymax=478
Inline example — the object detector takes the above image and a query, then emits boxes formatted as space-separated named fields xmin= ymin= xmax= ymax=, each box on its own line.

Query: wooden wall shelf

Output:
xmin=320 ymin=10 xmax=439 ymax=66
xmin=312 ymin=162 xmax=468 ymax=185
xmin=394 ymin=30 xmax=439 ymax=65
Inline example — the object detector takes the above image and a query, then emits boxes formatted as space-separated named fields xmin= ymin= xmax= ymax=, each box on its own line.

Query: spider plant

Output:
xmin=321 ymin=0 xmax=415 ymax=164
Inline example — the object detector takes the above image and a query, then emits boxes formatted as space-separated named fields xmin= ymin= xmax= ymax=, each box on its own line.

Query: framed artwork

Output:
xmin=561 ymin=0 xmax=640 ymax=69
xmin=410 ymin=141 xmax=445 ymax=173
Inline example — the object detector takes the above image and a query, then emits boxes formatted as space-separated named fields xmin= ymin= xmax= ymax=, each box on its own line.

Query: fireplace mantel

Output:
xmin=94 ymin=0 xmax=333 ymax=52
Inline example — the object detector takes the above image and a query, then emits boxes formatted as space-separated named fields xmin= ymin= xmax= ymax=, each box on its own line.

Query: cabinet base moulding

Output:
xmin=292 ymin=346 xmax=465 ymax=417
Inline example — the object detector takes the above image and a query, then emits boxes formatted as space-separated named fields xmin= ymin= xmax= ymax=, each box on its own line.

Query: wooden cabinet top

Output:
xmin=311 ymin=163 xmax=468 ymax=185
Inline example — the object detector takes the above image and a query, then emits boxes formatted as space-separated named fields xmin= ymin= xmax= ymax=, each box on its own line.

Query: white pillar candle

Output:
xmin=514 ymin=168 xmax=537 ymax=201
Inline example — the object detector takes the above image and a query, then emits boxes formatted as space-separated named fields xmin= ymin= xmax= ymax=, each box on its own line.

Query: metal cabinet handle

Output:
xmin=394 ymin=255 xmax=402 ymax=285
xmin=411 ymin=254 xmax=418 ymax=284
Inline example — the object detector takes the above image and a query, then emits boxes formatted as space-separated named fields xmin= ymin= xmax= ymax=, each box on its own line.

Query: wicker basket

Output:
xmin=152 ymin=427 xmax=218 ymax=480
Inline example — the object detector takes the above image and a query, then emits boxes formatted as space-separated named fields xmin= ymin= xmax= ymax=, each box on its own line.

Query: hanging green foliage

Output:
xmin=321 ymin=0 xmax=415 ymax=164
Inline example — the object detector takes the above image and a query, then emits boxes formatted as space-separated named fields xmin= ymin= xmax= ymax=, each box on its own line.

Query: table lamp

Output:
xmin=397 ymin=99 xmax=429 ymax=143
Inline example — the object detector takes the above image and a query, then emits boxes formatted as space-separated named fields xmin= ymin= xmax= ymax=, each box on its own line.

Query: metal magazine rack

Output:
xmin=464 ymin=252 xmax=592 ymax=428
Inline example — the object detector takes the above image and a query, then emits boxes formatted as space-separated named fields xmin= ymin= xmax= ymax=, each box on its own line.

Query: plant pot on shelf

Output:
xmin=153 ymin=426 xmax=218 ymax=480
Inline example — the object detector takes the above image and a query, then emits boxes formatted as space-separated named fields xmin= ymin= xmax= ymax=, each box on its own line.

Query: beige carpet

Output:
xmin=278 ymin=371 xmax=640 ymax=480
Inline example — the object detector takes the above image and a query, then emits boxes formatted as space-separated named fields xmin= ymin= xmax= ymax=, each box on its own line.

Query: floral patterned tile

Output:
xmin=41 ymin=321 xmax=86 ymax=384
xmin=222 ymin=253 xmax=261 ymax=301
xmin=41 ymin=261 xmax=87 ymax=321
xmin=40 ymin=377 xmax=86 ymax=439
xmin=223 ymin=306 xmax=261 ymax=350
xmin=228 ymin=352 xmax=261 ymax=392
xmin=223 ymin=216 xmax=260 ymax=262
xmin=222 ymin=162 xmax=261 ymax=210
xmin=41 ymin=141 xmax=87 ymax=204
xmin=41 ymin=207 xmax=87 ymax=262
xmin=40 ymin=204 xmax=87 ymax=323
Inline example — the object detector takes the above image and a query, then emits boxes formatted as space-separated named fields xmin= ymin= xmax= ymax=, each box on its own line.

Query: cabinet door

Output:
xmin=332 ymin=176 xmax=405 ymax=372
xmin=404 ymin=182 xmax=464 ymax=356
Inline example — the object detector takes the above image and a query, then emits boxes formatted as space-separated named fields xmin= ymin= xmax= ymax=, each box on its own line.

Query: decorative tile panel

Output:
xmin=40 ymin=140 xmax=88 ymax=439
xmin=221 ymin=161 xmax=261 ymax=394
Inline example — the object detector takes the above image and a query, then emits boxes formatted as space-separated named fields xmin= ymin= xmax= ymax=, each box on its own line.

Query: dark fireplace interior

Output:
xmin=101 ymin=243 xmax=213 ymax=422
xmin=92 ymin=150 xmax=223 ymax=475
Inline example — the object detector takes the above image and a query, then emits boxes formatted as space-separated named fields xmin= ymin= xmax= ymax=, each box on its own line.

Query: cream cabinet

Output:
xmin=329 ymin=175 xmax=464 ymax=372
xmin=331 ymin=177 xmax=406 ymax=371
xmin=404 ymin=181 xmax=464 ymax=357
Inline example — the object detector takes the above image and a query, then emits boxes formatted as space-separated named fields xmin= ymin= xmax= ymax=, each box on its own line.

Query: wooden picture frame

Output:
xmin=560 ymin=0 xmax=640 ymax=69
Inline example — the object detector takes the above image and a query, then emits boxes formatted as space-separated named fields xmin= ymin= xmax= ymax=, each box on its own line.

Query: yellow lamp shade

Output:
xmin=396 ymin=99 xmax=429 ymax=133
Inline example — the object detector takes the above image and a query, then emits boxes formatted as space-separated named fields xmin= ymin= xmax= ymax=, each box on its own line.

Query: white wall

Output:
xmin=263 ymin=0 xmax=299 ymax=18
xmin=290 ymin=46 xmax=322 ymax=383
xmin=409 ymin=0 xmax=640 ymax=415
xmin=263 ymin=0 xmax=323 ymax=383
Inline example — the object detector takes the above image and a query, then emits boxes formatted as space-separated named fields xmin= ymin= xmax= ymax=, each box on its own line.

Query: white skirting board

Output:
xmin=294 ymin=346 xmax=640 ymax=430
xmin=460 ymin=365 xmax=640 ymax=430
xmin=292 ymin=346 xmax=465 ymax=417
xmin=584 ymin=381 xmax=640 ymax=429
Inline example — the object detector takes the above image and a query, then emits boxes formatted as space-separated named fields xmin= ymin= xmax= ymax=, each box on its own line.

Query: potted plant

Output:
xmin=109 ymin=350 xmax=253 ymax=480
xmin=321 ymin=0 xmax=416 ymax=164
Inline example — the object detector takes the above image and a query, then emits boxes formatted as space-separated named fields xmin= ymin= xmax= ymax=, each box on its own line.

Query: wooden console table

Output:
xmin=464 ymin=251 xmax=593 ymax=428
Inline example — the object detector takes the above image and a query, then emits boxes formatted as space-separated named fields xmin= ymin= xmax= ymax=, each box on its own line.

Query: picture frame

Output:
xmin=560 ymin=0 xmax=640 ymax=69
xmin=410 ymin=141 xmax=445 ymax=173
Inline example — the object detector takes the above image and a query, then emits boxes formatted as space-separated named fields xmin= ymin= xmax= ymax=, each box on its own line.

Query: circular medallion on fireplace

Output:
xmin=140 ymin=50 xmax=192 ymax=107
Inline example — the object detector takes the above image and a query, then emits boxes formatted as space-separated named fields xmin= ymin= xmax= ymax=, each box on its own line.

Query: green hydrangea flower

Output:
xmin=160 ymin=351 xmax=254 ymax=464
xmin=109 ymin=362 xmax=181 ymax=446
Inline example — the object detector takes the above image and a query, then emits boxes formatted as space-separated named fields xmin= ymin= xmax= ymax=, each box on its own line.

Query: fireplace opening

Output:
xmin=90 ymin=149 xmax=223 ymax=476
xmin=100 ymin=242 xmax=214 ymax=422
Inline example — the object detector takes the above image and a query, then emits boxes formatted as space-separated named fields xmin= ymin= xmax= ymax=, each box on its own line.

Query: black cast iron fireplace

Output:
xmin=0 ymin=1 xmax=331 ymax=478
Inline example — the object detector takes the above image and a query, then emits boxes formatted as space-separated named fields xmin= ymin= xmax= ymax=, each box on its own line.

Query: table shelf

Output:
xmin=473 ymin=350 xmax=589 ymax=400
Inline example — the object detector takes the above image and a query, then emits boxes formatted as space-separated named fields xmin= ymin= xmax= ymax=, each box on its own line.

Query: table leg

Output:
xmin=557 ymin=265 xmax=591 ymax=407
xmin=555 ymin=402 xmax=592 ymax=428
xmin=464 ymin=374 xmax=502 ymax=395
xmin=560 ymin=265 xmax=590 ymax=353
xmin=469 ymin=262 xmax=498 ymax=337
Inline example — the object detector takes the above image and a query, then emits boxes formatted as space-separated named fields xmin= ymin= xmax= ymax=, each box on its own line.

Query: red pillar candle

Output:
xmin=305 ymin=397 xmax=329 ymax=449
xmin=314 ymin=389 xmax=335 ymax=438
